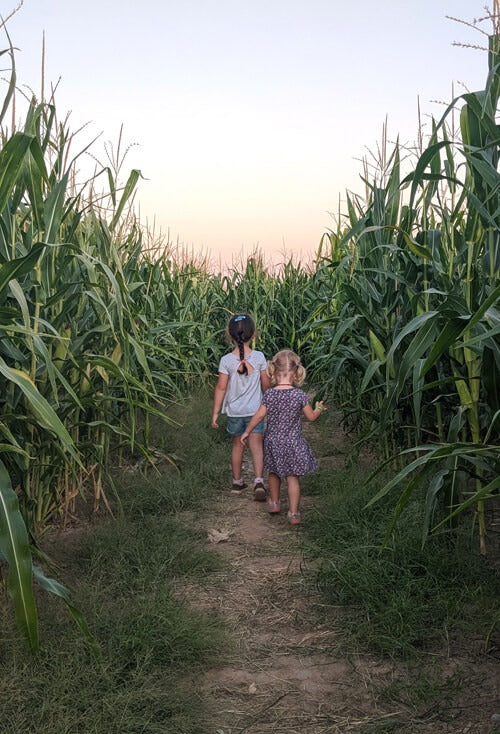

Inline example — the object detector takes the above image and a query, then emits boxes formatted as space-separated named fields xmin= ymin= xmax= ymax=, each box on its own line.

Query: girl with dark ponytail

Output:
xmin=212 ymin=313 xmax=270 ymax=500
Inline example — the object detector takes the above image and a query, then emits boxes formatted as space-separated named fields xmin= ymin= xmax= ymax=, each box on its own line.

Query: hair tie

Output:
xmin=234 ymin=315 xmax=247 ymax=322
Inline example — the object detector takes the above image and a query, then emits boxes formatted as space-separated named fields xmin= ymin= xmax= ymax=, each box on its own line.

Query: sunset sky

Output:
xmin=5 ymin=0 xmax=491 ymax=266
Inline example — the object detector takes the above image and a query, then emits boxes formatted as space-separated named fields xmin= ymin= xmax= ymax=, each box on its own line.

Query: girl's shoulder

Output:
xmin=218 ymin=352 xmax=238 ymax=370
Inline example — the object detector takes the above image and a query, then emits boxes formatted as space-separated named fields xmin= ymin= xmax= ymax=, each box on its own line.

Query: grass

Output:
xmin=301 ymin=455 xmax=500 ymax=659
xmin=1 ymin=391 xmax=497 ymax=732
xmin=0 ymin=392 xmax=229 ymax=734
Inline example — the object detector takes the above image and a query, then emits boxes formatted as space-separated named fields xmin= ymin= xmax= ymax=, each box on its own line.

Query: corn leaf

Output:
xmin=0 ymin=132 xmax=33 ymax=212
xmin=0 ymin=359 xmax=80 ymax=463
xmin=32 ymin=565 xmax=100 ymax=658
xmin=0 ymin=459 xmax=39 ymax=652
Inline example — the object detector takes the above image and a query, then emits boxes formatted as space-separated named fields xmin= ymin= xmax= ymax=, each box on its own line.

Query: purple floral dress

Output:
xmin=262 ymin=388 xmax=318 ymax=477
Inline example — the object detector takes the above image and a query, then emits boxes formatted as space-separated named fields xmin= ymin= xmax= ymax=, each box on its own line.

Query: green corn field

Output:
xmin=0 ymin=14 xmax=498 ymax=653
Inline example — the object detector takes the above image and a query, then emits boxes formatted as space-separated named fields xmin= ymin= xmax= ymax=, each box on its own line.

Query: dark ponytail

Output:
xmin=236 ymin=331 xmax=247 ymax=374
xmin=227 ymin=313 xmax=255 ymax=377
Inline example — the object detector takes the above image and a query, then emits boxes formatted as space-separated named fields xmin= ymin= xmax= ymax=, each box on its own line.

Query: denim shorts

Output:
xmin=226 ymin=416 xmax=265 ymax=436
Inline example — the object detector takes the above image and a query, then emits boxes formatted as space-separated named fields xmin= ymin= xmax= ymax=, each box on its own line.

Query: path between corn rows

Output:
xmin=172 ymin=423 xmax=496 ymax=734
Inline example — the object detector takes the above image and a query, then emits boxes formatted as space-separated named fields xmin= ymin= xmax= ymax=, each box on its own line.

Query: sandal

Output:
xmin=287 ymin=511 xmax=301 ymax=525
xmin=253 ymin=481 xmax=266 ymax=502
xmin=267 ymin=500 xmax=281 ymax=514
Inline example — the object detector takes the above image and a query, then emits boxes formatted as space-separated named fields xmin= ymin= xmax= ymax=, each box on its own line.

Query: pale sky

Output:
xmin=3 ymin=1 xmax=492 ymax=266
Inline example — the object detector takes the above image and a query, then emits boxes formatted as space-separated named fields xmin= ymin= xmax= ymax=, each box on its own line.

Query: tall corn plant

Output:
xmin=379 ymin=28 xmax=500 ymax=553
xmin=0 ymin=30 xmax=178 ymax=647
xmin=0 ymin=97 xmax=163 ymax=526
xmin=308 ymin=30 xmax=499 ymax=551
xmin=0 ymin=39 xmax=99 ymax=650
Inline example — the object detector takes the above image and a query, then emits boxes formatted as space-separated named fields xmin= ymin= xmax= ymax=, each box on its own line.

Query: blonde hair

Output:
xmin=267 ymin=349 xmax=306 ymax=387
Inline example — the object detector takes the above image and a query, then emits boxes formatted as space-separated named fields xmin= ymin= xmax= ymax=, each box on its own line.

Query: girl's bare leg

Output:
xmin=231 ymin=437 xmax=245 ymax=481
xmin=268 ymin=472 xmax=281 ymax=503
xmin=247 ymin=432 xmax=264 ymax=478
xmin=286 ymin=475 xmax=301 ymax=514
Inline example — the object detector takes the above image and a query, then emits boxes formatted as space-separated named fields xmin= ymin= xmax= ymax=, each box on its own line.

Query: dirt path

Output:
xmin=189 ymin=491 xmax=398 ymax=733
xmin=173 ymin=424 xmax=499 ymax=734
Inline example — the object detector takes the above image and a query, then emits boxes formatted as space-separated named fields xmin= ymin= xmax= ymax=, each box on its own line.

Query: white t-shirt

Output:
xmin=218 ymin=350 xmax=267 ymax=417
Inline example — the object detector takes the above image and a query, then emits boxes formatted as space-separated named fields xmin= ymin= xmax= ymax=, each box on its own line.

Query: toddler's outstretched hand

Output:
xmin=315 ymin=401 xmax=326 ymax=413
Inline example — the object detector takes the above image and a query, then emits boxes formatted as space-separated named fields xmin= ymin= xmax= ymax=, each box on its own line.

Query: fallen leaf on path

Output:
xmin=207 ymin=528 xmax=232 ymax=543
xmin=248 ymin=683 xmax=257 ymax=694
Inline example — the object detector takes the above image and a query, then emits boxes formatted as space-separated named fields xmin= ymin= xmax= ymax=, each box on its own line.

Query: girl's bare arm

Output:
xmin=303 ymin=401 xmax=326 ymax=422
xmin=212 ymin=373 xmax=229 ymax=428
